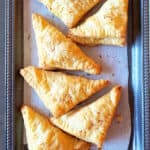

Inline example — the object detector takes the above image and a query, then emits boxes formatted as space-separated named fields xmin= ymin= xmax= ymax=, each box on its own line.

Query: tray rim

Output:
xmin=2 ymin=0 xmax=150 ymax=150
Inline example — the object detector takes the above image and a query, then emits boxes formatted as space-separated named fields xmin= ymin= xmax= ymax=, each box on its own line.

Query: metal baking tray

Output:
xmin=0 ymin=0 xmax=149 ymax=149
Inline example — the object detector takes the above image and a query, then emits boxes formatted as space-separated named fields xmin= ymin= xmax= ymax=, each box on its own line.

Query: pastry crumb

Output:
xmin=112 ymin=73 xmax=115 ymax=77
xmin=115 ymin=113 xmax=123 ymax=123
xmin=99 ymin=55 xmax=102 ymax=59
xmin=27 ymin=34 xmax=30 ymax=40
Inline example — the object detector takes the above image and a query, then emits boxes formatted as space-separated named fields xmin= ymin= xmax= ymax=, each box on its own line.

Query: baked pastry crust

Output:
xmin=20 ymin=66 xmax=109 ymax=117
xmin=69 ymin=0 xmax=128 ymax=46
xmin=39 ymin=0 xmax=100 ymax=28
xmin=51 ymin=86 xmax=122 ymax=148
xmin=21 ymin=105 xmax=90 ymax=150
xmin=68 ymin=35 xmax=126 ymax=46
xmin=32 ymin=14 xmax=101 ymax=74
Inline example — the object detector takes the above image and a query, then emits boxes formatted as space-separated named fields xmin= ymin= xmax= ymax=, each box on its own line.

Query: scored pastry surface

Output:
xmin=69 ymin=0 xmax=128 ymax=46
xmin=32 ymin=13 xmax=101 ymax=74
xmin=51 ymin=86 xmax=122 ymax=147
xmin=21 ymin=105 xmax=90 ymax=150
xmin=20 ymin=66 xmax=109 ymax=117
xmin=39 ymin=0 xmax=101 ymax=27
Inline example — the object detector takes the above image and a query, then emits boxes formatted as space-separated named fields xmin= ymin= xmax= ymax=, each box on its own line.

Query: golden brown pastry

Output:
xmin=20 ymin=66 xmax=109 ymax=117
xmin=51 ymin=86 xmax=122 ymax=148
xmin=69 ymin=0 xmax=128 ymax=46
xmin=32 ymin=14 xmax=101 ymax=74
xmin=21 ymin=105 xmax=90 ymax=150
xmin=38 ymin=0 xmax=101 ymax=28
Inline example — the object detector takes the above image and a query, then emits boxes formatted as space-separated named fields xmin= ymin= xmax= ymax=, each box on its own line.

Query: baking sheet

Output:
xmin=23 ymin=0 xmax=131 ymax=149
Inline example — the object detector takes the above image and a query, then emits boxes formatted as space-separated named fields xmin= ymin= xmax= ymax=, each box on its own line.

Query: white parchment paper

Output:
xmin=23 ymin=0 xmax=131 ymax=149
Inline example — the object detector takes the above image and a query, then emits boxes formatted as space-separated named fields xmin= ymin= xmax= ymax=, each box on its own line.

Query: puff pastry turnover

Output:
xmin=32 ymin=14 xmax=101 ymax=74
xmin=38 ymin=0 xmax=100 ymax=28
xmin=20 ymin=66 xmax=109 ymax=117
xmin=21 ymin=105 xmax=90 ymax=150
xmin=51 ymin=86 xmax=122 ymax=148
xmin=69 ymin=0 xmax=128 ymax=46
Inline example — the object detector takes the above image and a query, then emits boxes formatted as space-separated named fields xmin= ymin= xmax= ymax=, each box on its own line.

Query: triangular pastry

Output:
xmin=39 ymin=0 xmax=101 ymax=28
xmin=69 ymin=0 xmax=128 ymax=46
xmin=20 ymin=66 xmax=109 ymax=117
xmin=21 ymin=105 xmax=90 ymax=150
xmin=51 ymin=86 xmax=122 ymax=148
xmin=32 ymin=14 xmax=101 ymax=74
